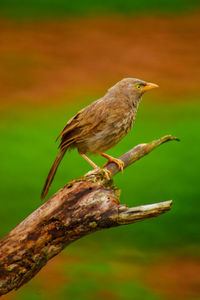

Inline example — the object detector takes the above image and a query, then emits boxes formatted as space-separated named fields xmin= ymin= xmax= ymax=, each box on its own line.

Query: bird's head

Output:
xmin=109 ymin=78 xmax=159 ymax=103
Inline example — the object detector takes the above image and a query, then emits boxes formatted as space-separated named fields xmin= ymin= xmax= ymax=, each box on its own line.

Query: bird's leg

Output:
xmin=79 ymin=153 xmax=99 ymax=169
xmin=79 ymin=153 xmax=111 ymax=180
xmin=101 ymin=153 xmax=124 ymax=174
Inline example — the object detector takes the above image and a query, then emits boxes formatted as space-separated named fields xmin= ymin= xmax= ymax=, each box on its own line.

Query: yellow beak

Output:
xmin=142 ymin=82 xmax=159 ymax=92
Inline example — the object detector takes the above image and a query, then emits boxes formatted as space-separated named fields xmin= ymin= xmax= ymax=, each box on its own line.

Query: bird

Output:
xmin=41 ymin=78 xmax=158 ymax=199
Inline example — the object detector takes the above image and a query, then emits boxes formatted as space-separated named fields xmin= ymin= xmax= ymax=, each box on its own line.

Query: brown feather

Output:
xmin=56 ymin=112 xmax=81 ymax=141
xmin=41 ymin=148 xmax=67 ymax=199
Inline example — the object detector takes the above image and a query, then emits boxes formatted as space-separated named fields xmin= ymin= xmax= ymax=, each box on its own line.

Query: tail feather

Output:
xmin=41 ymin=149 xmax=67 ymax=200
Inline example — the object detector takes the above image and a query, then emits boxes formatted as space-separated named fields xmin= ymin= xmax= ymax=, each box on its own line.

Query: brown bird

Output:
xmin=41 ymin=78 xmax=158 ymax=199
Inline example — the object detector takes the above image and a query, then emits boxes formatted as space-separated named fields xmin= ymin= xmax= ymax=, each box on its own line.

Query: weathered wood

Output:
xmin=0 ymin=135 xmax=179 ymax=296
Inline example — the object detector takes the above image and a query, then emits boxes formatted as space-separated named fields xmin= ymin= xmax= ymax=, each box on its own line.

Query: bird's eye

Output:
xmin=136 ymin=84 xmax=141 ymax=89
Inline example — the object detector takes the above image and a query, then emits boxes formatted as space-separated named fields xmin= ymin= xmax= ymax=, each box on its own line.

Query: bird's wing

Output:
xmin=56 ymin=112 xmax=81 ymax=141
xmin=57 ymin=99 xmax=107 ymax=150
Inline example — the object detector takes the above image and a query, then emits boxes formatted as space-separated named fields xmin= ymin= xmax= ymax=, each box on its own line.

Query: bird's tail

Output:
xmin=41 ymin=148 xmax=67 ymax=200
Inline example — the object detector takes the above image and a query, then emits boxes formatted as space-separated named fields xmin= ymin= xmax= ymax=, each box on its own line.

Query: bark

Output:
xmin=0 ymin=135 xmax=179 ymax=296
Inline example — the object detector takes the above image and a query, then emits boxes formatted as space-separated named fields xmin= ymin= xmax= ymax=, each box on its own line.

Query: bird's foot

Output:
xmin=103 ymin=155 xmax=124 ymax=174
xmin=86 ymin=166 xmax=111 ymax=181
xmin=94 ymin=166 xmax=111 ymax=180
xmin=102 ymin=168 xmax=112 ymax=180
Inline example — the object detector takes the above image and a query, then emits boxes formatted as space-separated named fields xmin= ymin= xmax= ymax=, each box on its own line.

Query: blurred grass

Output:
xmin=0 ymin=97 xmax=199 ymax=252
xmin=0 ymin=0 xmax=199 ymax=19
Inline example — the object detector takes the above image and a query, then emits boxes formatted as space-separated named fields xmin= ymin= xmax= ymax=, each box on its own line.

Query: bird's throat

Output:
xmin=132 ymin=94 xmax=142 ymax=109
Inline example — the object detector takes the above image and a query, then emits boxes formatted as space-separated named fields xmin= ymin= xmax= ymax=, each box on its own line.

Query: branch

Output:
xmin=106 ymin=134 xmax=180 ymax=175
xmin=117 ymin=200 xmax=172 ymax=224
xmin=0 ymin=135 xmax=178 ymax=296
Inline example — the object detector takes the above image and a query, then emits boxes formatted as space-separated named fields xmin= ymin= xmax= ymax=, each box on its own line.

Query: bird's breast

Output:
xmin=82 ymin=108 xmax=136 ymax=154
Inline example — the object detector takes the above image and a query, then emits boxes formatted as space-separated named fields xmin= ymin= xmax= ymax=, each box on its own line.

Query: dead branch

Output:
xmin=0 ymin=135 xmax=179 ymax=296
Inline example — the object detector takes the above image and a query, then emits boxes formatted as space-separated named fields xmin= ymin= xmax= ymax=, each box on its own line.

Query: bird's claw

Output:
xmin=89 ymin=167 xmax=111 ymax=180
xmin=102 ymin=168 xmax=112 ymax=180
xmin=103 ymin=158 xmax=124 ymax=174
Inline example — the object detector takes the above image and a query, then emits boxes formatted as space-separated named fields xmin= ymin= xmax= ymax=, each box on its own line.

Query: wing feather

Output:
xmin=57 ymin=98 xmax=107 ymax=151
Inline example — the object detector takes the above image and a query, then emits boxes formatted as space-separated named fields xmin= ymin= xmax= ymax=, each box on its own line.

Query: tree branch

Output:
xmin=106 ymin=134 xmax=180 ymax=175
xmin=0 ymin=135 xmax=178 ymax=296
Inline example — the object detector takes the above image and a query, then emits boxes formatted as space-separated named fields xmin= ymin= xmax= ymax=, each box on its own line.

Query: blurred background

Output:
xmin=0 ymin=1 xmax=200 ymax=299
